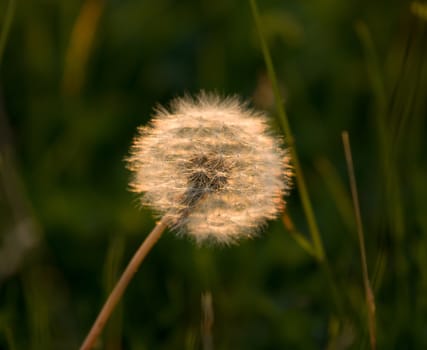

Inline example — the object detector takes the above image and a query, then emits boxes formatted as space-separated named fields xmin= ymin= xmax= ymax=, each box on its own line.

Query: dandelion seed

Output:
xmin=128 ymin=92 xmax=292 ymax=244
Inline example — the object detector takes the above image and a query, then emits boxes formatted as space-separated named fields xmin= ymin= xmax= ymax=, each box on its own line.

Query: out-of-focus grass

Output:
xmin=1 ymin=0 xmax=427 ymax=349
xmin=103 ymin=235 xmax=125 ymax=350
xmin=249 ymin=0 xmax=326 ymax=263
xmin=0 ymin=0 xmax=15 ymax=68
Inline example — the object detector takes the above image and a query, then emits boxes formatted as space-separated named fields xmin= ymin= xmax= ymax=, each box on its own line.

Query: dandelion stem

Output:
xmin=80 ymin=216 xmax=169 ymax=350
xmin=342 ymin=131 xmax=376 ymax=350
xmin=249 ymin=0 xmax=324 ymax=261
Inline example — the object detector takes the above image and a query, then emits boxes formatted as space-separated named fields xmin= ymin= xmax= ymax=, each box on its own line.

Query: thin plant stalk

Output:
xmin=249 ymin=0 xmax=345 ymax=318
xmin=0 ymin=0 xmax=16 ymax=68
xmin=315 ymin=158 xmax=354 ymax=231
xmin=80 ymin=216 xmax=169 ymax=350
xmin=282 ymin=213 xmax=316 ymax=258
xmin=342 ymin=131 xmax=376 ymax=350
xmin=355 ymin=22 xmax=402 ymax=292
xmin=249 ymin=0 xmax=324 ymax=261
xmin=355 ymin=22 xmax=404 ymax=236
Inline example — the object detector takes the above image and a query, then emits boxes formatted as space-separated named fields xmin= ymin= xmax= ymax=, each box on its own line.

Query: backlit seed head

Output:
xmin=128 ymin=92 xmax=292 ymax=245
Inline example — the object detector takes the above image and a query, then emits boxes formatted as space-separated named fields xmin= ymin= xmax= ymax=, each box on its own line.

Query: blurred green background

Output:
xmin=1 ymin=0 xmax=426 ymax=349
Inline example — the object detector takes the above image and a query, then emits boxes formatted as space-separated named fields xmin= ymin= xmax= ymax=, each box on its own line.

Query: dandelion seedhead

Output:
xmin=128 ymin=92 xmax=292 ymax=244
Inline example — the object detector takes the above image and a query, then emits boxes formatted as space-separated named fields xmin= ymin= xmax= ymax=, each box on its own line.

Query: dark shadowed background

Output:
xmin=1 ymin=0 xmax=426 ymax=349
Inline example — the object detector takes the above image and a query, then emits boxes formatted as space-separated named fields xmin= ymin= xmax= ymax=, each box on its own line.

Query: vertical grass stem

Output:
xmin=249 ymin=0 xmax=324 ymax=261
xmin=342 ymin=131 xmax=376 ymax=350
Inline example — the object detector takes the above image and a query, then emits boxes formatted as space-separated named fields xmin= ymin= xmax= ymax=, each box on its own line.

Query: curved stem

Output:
xmin=80 ymin=217 xmax=169 ymax=350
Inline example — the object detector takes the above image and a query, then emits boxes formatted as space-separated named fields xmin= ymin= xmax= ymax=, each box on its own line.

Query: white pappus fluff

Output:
xmin=128 ymin=92 xmax=292 ymax=245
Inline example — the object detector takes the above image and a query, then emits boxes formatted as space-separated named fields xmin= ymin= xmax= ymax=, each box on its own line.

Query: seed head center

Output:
xmin=181 ymin=153 xmax=230 ymax=208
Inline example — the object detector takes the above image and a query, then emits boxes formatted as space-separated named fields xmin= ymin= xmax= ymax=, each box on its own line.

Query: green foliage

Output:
xmin=1 ymin=0 xmax=427 ymax=349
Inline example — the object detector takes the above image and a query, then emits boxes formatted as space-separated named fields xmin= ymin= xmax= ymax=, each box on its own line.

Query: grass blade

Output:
xmin=249 ymin=0 xmax=324 ymax=262
xmin=342 ymin=131 xmax=376 ymax=350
